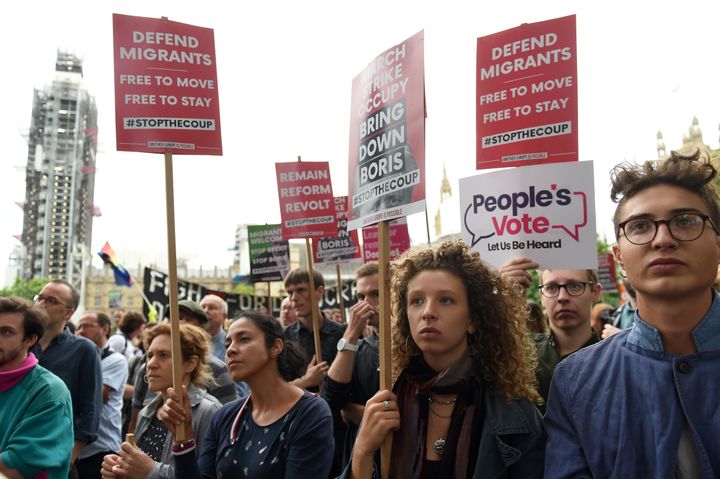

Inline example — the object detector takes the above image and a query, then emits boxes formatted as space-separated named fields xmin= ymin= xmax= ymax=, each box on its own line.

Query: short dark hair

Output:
xmin=49 ymin=279 xmax=80 ymax=309
xmin=356 ymin=262 xmax=379 ymax=279
xmin=118 ymin=311 xmax=146 ymax=335
xmin=610 ymin=149 xmax=720 ymax=234
xmin=284 ymin=267 xmax=325 ymax=289
xmin=540 ymin=269 xmax=598 ymax=285
xmin=0 ymin=296 xmax=46 ymax=346
xmin=96 ymin=312 xmax=112 ymax=339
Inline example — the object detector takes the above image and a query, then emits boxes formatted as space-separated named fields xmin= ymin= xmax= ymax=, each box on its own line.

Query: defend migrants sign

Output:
xmin=275 ymin=161 xmax=337 ymax=239
xmin=459 ymin=161 xmax=596 ymax=269
xmin=247 ymin=224 xmax=291 ymax=283
xmin=347 ymin=31 xmax=426 ymax=230
xmin=113 ymin=13 xmax=222 ymax=155
xmin=362 ymin=219 xmax=411 ymax=262
xmin=312 ymin=197 xmax=363 ymax=265
xmin=476 ymin=15 xmax=577 ymax=170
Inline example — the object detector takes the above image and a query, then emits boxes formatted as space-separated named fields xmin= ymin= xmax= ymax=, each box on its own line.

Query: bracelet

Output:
xmin=171 ymin=438 xmax=197 ymax=455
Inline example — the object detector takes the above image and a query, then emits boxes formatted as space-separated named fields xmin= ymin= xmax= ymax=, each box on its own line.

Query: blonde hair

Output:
xmin=390 ymin=240 xmax=540 ymax=403
xmin=144 ymin=323 xmax=212 ymax=387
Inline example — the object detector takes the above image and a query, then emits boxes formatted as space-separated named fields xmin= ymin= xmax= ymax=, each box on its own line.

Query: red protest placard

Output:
xmin=113 ymin=13 xmax=222 ymax=155
xmin=276 ymin=162 xmax=337 ymax=239
xmin=597 ymin=252 xmax=619 ymax=293
xmin=347 ymin=31 xmax=426 ymax=230
xmin=312 ymin=197 xmax=363 ymax=264
xmin=476 ymin=15 xmax=577 ymax=170
xmin=362 ymin=219 xmax=411 ymax=262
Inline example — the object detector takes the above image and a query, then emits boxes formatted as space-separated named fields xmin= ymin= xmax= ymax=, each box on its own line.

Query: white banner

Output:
xmin=459 ymin=161 xmax=596 ymax=269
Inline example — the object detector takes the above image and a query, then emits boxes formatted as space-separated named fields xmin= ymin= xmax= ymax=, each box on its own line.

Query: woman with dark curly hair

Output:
xmin=348 ymin=240 xmax=545 ymax=478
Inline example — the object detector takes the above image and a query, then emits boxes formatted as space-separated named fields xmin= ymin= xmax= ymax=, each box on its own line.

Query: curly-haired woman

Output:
xmin=349 ymin=240 xmax=545 ymax=478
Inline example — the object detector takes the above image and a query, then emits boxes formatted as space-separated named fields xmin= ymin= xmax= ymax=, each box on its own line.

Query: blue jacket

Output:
xmin=544 ymin=292 xmax=720 ymax=478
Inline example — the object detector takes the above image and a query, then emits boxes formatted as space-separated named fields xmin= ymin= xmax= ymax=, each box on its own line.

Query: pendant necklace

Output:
xmin=427 ymin=394 xmax=456 ymax=457
xmin=428 ymin=418 xmax=447 ymax=457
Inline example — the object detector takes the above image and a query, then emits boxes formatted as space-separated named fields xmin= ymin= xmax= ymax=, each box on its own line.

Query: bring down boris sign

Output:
xmin=347 ymin=30 xmax=426 ymax=230
xmin=113 ymin=13 xmax=222 ymax=155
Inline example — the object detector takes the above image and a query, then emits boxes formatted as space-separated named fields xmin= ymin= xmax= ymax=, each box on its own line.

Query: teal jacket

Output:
xmin=0 ymin=364 xmax=74 ymax=478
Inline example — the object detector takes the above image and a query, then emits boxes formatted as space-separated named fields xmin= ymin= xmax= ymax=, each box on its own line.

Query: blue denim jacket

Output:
xmin=544 ymin=291 xmax=720 ymax=478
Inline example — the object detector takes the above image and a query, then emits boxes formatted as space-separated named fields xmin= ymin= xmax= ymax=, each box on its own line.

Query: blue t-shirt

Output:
xmin=79 ymin=348 xmax=128 ymax=457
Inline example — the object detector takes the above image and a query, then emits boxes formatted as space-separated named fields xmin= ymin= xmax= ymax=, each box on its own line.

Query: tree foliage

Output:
xmin=232 ymin=282 xmax=255 ymax=295
xmin=0 ymin=277 xmax=50 ymax=301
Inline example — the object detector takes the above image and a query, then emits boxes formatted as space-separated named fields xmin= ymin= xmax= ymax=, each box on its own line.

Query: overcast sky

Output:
xmin=2 ymin=0 xmax=719 ymax=286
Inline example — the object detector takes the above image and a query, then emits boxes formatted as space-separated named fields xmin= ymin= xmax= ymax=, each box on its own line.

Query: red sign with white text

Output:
xmin=347 ymin=31 xmax=426 ymax=230
xmin=362 ymin=219 xmax=411 ymax=262
xmin=275 ymin=162 xmax=336 ymax=239
xmin=312 ymin=197 xmax=363 ymax=265
xmin=113 ymin=13 xmax=222 ymax=155
xmin=476 ymin=15 xmax=577 ymax=169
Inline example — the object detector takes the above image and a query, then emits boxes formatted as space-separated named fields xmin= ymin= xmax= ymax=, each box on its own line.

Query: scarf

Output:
xmin=389 ymin=353 xmax=485 ymax=479
xmin=0 ymin=353 xmax=38 ymax=393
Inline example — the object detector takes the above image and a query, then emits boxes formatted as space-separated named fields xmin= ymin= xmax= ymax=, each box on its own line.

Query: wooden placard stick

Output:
xmin=267 ymin=281 xmax=273 ymax=316
xmin=297 ymin=155 xmax=323 ymax=363
xmin=163 ymin=150 xmax=186 ymax=441
xmin=305 ymin=238 xmax=323 ymax=363
xmin=336 ymin=264 xmax=345 ymax=323
xmin=378 ymin=219 xmax=393 ymax=477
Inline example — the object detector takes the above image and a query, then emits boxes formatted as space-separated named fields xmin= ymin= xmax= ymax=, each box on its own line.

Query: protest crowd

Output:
xmin=4 ymin=9 xmax=720 ymax=479
xmin=2 ymin=150 xmax=719 ymax=478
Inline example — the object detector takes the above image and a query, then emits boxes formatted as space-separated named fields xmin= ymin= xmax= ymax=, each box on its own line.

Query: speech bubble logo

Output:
xmin=464 ymin=188 xmax=587 ymax=245
xmin=464 ymin=203 xmax=496 ymax=247
xmin=551 ymin=191 xmax=587 ymax=241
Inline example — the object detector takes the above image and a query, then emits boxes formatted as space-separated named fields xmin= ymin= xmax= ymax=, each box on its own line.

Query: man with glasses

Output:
xmin=545 ymin=150 xmax=720 ymax=478
xmin=534 ymin=269 xmax=601 ymax=412
xmin=499 ymin=260 xmax=601 ymax=412
xmin=31 ymin=279 xmax=102 ymax=478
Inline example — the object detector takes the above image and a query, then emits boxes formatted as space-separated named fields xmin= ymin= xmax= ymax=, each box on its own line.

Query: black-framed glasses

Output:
xmin=33 ymin=294 xmax=72 ymax=309
xmin=617 ymin=213 xmax=720 ymax=245
xmin=539 ymin=282 xmax=593 ymax=298
xmin=76 ymin=323 xmax=100 ymax=330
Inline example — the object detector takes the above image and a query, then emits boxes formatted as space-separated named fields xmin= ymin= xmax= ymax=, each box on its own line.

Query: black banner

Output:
xmin=142 ymin=267 xmax=358 ymax=320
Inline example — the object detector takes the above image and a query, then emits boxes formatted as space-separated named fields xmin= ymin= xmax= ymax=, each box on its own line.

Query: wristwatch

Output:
xmin=337 ymin=338 xmax=359 ymax=352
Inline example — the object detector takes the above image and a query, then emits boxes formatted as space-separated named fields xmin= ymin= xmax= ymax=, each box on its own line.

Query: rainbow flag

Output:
xmin=98 ymin=242 xmax=133 ymax=287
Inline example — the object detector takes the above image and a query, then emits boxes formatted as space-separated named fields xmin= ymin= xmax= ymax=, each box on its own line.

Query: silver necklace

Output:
xmin=428 ymin=395 xmax=457 ymax=406
xmin=427 ymin=394 xmax=456 ymax=457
